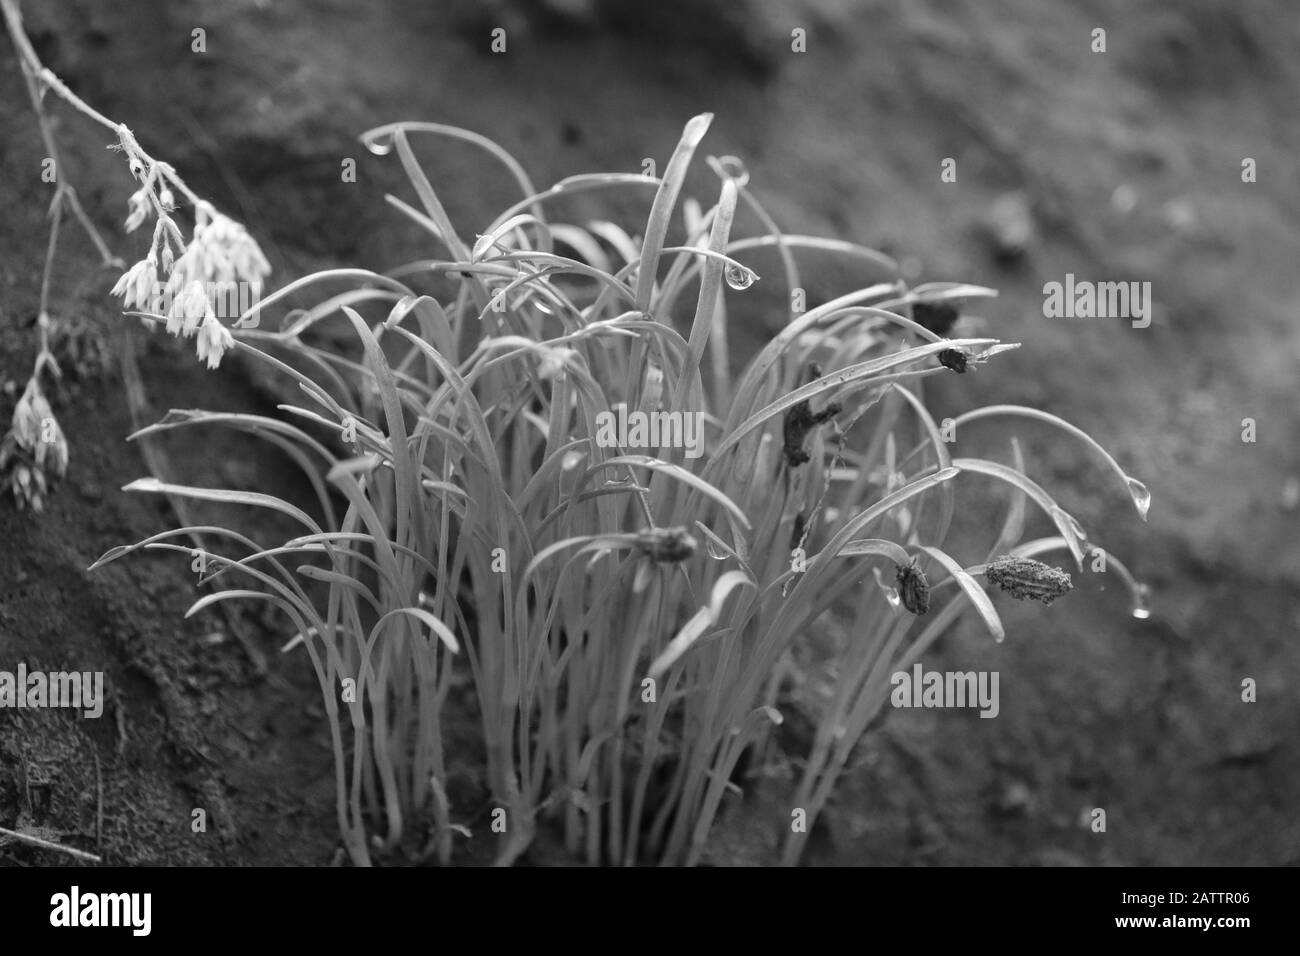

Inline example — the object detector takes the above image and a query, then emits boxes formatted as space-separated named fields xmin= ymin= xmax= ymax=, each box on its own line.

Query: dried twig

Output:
xmin=0 ymin=824 xmax=102 ymax=863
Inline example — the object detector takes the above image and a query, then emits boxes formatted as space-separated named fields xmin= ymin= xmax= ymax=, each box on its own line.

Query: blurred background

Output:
xmin=1 ymin=0 xmax=1297 ymax=864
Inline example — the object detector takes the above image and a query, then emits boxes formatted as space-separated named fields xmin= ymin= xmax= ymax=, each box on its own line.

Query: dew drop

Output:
xmin=1130 ymin=583 xmax=1153 ymax=620
xmin=872 ymin=566 xmax=902 ymax=609
xmin=363 ymin=132 xmax=395 ymax=156
xmin=724 ymin=262 xmax=757 ymax=291
xmin=1053 ymin=507 xmax=1089 ymax=547
xmin=704 ymin=535 xmax=729 ymax=560
xmin=1125 ymin=476 xmax=1152 ymax=521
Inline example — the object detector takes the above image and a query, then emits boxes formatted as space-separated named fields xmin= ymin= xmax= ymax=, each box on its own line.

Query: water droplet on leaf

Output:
xmin=724 ymin=262 xmax=757 ymax=291
xmin=873 ymin=566 xmax=902 ymax=609
xmin=1053 ymin=507 xmax=1088 ymax=546
xmin=1131 ymin=583 xmax=1152 ymax=620
xmin=363 ymin=132 xmax=394 ymax=156
xmin=1126 ymin=476 xmax=1151 ymax=521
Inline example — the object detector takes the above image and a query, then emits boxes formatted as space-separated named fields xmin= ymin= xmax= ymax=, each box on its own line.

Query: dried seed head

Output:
xmin=938 ymin=348 xmax=969 ymax=373
xmin=912 ymin=300 xmax=961 ymax=336
xmin=34 ymin=413 xmax=68 ymax=479
xmin=195 ymin=314 xmax=234 ymax=370
xmin=782 ymin=364 xmax=841 ymax=468
xmin=168 ymin=281 xmax=210 ymax=337
xmin=895 ymin=558 xmax=930 ymax=615
xmin=168 ymin=201 xmax=272 ymax=295
xmin=110 ymin=256 xmax=158 ymax=311
xmin=1 ymin=385 xmax=63 ymax=511
xmin=124 ymin=188 xmax=151 ymax=233
xmin=10 ymin=379 xmax=46 ymax=451
xmin=635 ymin=526 xmax=698 ymax=563
xmin=985 ymin=555 xmax=1073 ymax=605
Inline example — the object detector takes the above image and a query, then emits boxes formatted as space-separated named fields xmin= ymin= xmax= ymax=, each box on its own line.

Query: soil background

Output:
xmin=1 ymin=0 xmax=1297 ymax=865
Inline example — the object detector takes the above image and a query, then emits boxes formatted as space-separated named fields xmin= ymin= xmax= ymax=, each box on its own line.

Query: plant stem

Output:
xmin=3 ymin=0 xmax=122 ymax=388
xmin=2 ymin=0 xmax=117 ymax=133
xmin=0 ymin=824 xmax=102 ymax=863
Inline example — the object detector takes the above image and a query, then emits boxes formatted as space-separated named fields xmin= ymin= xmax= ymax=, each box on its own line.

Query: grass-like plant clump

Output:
xmin=90 ymin=113 xmax=1151 ymax=867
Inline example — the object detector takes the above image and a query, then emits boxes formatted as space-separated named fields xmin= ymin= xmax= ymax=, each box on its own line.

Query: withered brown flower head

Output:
xmin=938 ymin=348 xmax=969 ymax=374
xmin=895 ymin=557 xmax=930 ymax=615
xmin=782 ymin=363 xmax=841 ymax=468
xmin=635 ymin=526 xmax=698 ymax=563
xmin=984 ymin=555 xmax=1073 ymax=605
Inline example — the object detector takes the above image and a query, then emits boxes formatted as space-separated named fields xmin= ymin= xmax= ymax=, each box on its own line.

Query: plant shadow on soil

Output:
xmin=2 ymin=0 xmax=1298 ymax=865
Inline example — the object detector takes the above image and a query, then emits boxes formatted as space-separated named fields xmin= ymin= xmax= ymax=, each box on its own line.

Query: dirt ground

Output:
xmin=1 ymin=0 xmax=1297 ymax=865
